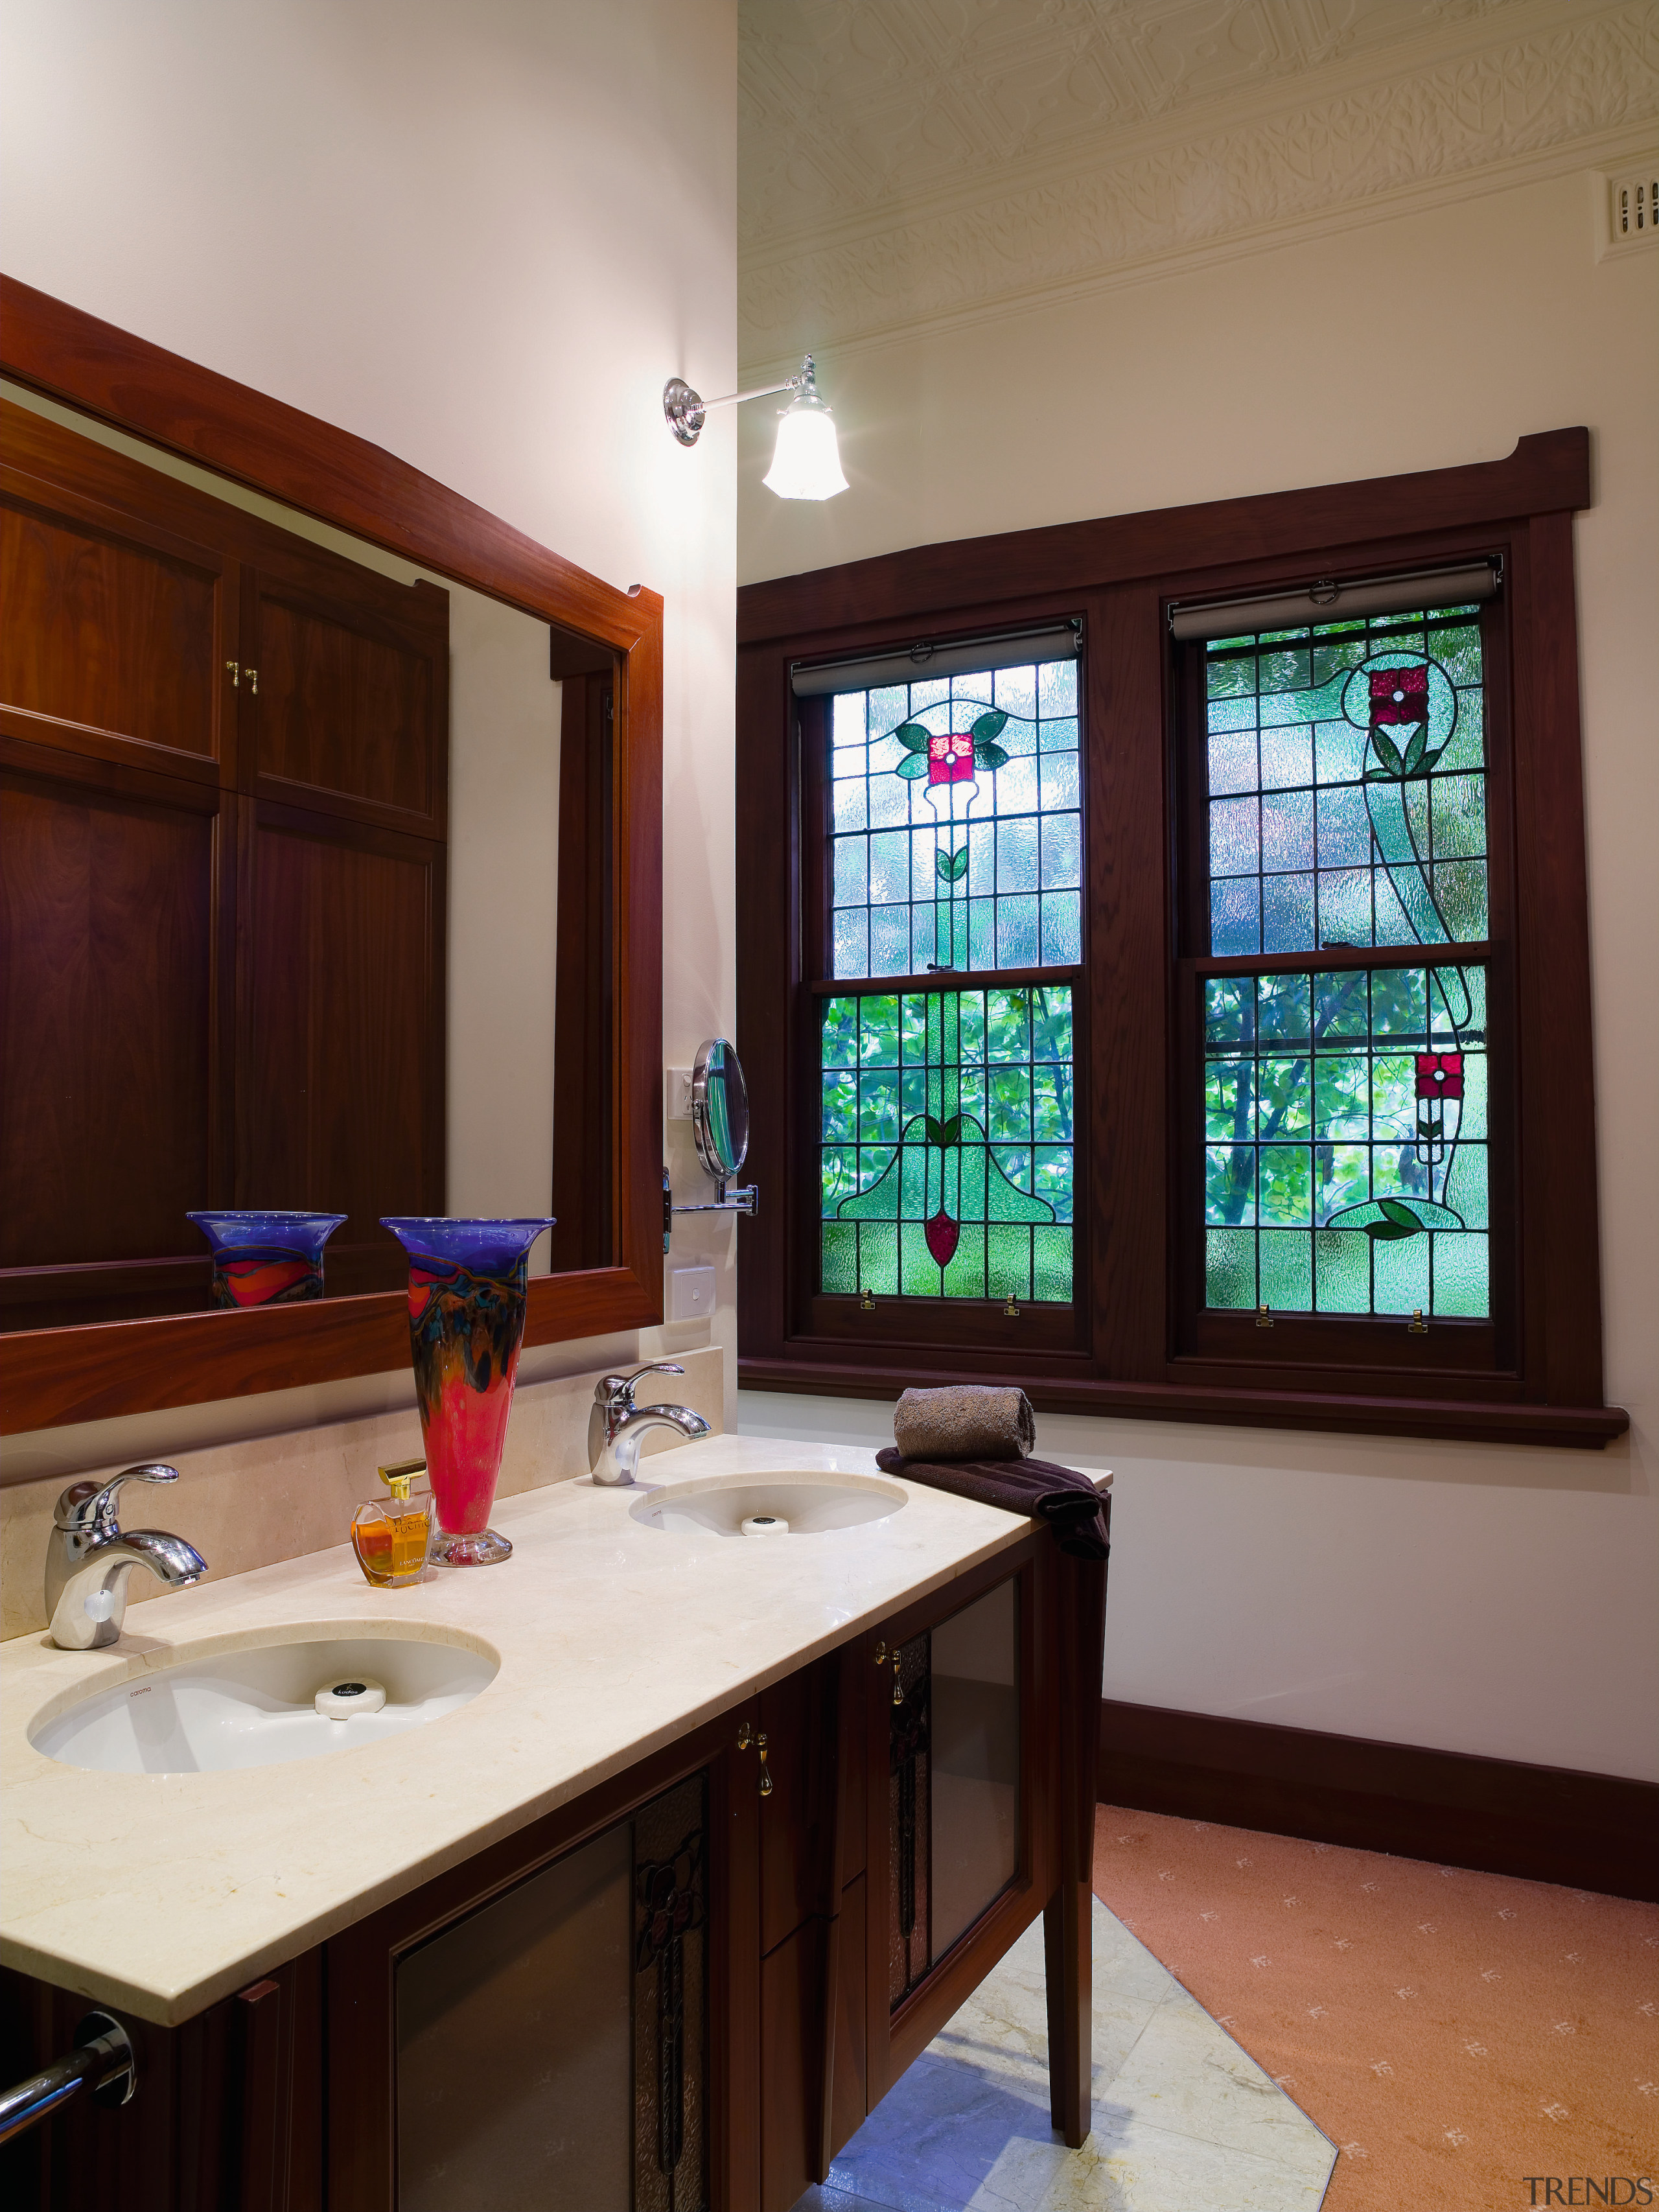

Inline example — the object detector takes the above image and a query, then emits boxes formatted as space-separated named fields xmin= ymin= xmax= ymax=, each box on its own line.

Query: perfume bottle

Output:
xmin=351 ymin=1458 xmax=433 ymax=1589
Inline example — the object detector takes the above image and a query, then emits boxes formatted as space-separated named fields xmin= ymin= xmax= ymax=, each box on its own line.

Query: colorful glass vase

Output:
xmin=379 ymin=1217 xmax=554 ymax=1568
xmin=186 ymin=1211 xmax=347 ymax=1308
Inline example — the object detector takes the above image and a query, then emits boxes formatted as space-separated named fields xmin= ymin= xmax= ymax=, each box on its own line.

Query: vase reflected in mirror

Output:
xmin=186 ymin=1211 xmax=348 ymax=1309
xmin=379 ymin=1217 xmax=555 ymax=1568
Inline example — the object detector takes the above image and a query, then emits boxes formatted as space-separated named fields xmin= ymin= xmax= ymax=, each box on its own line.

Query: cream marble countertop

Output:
xmin=0 ymin=1433 xmax=1071 ymax=2027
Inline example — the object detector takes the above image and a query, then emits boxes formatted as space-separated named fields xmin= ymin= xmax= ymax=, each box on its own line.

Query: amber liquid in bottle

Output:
xmin=351 ymin=1461 xmax=432 ymax=1589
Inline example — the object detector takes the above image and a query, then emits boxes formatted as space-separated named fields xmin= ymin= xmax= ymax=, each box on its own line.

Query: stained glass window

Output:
xmin=1205 ymin=607 xmax=1487 ymax=957
xmin=820 ymin=984 xmax=1073 ymax=1302
xmin=829 ymin=656 xmax=1080 ymax=979
xmin=1204 ymin=962 xmax=1488 ymax=1318
xmin=1198 ymin=600 xmax=1492 ymax=1321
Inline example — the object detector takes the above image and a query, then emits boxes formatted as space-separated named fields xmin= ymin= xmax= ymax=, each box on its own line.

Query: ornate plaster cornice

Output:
xmin=739 ymin=1 xmax=1659 ymax=369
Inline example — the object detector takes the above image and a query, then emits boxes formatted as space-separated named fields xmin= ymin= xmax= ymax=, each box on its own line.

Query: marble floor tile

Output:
xmin=797 ymin=1900 xmax=1334 ymax=2212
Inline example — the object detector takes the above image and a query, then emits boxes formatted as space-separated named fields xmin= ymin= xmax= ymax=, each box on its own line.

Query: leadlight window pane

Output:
xmin=1203 ymin=962 xmax=1489 ymax=1318
xmin=1204 ymin=609 xmax=1487 ymax=957
xmin=828 ymin=658 xmax=1081 ymax=978
xmin=820 ymin=986 xmax=1074 ymax=1302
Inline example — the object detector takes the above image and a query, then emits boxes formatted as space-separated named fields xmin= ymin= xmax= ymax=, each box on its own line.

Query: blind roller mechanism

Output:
xmin=1168 ymin=560 xmax=1500 ymax=643
xmin=791 ymin=621 xmax=1080 ymax=698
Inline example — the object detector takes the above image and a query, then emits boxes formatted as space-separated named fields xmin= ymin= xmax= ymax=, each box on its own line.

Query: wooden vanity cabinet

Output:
xmin=1 ymin=1525 xmax=1103 ymax=2211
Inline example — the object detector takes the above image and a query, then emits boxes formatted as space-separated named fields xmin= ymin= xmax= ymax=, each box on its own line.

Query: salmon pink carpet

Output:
xmin=1093 ymin=1806 xmax=1656 ymax=2211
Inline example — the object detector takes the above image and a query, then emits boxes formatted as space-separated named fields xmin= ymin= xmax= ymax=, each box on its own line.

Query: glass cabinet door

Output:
xmin=395 ymin=1771 xmax=710 ymax=2211
xmin=888 ymin=1576 xmax=1021 ymax=2007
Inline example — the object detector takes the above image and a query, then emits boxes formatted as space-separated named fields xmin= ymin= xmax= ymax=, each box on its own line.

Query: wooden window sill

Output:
xmin=736 ymin=1354 xmax=1629 ymax=1451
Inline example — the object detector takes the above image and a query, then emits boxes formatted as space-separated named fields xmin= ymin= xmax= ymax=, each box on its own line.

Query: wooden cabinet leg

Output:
xmin=1043 ymin=1881 xmax=1091 ymax=2148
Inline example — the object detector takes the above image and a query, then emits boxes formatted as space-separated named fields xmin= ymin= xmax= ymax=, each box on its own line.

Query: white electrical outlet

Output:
xmin=669 ymin=1264 xmax=715 ymax=1321
xmin=667 ymin=1067 xmax=693 ymax=1119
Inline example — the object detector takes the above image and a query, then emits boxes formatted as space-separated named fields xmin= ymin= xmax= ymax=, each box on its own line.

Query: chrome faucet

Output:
xmin=45 ymin=1465 xmax=207 ymax=1650
xmin=592 ymin=1364 xmax=711 ymax=1487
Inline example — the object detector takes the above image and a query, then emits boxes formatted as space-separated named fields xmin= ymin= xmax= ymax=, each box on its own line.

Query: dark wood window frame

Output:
xmin=736 ymin=431 xmax=1627 ymax=1449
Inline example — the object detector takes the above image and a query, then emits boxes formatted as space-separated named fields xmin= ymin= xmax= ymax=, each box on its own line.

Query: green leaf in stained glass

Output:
xmin=891 ymin=721 xmax=931 ymax=753
xmin=896 ymin=754 xmax=929 ymax=779
xmin=971 ymin=709 xmax=1008 ymax=741
xmin=973 ymin=741 xmax=1010 ymax=770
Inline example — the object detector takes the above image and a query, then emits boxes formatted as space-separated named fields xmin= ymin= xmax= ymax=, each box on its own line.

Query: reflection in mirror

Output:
xmin=0 ymin=384 xmax=614 ymax=1331
xmin=690 ymin=1038 xmax=749 ymax=1182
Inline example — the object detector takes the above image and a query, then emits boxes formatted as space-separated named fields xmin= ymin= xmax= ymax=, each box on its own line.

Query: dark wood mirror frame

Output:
xmin=0 ymin=276 xmax=664 ymax=1435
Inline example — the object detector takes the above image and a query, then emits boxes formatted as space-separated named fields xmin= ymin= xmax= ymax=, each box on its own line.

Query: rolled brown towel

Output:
xmin=874 ymin=1448 xmax=1110 ymax=1562
xmin=893 ymin=1383 xmax=1035 ymax=1463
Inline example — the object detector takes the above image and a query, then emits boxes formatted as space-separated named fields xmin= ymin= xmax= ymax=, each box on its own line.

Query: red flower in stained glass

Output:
xmin=924 ymin=1208 xmax=960 ymax=1266
xmin=1415 ymin=1052 xmax=1464 ymax=1099
xmin=927 ymin=732 xmax=976 ymax=786
xmin=1371 ymin=665 xmax=1429 ymax=725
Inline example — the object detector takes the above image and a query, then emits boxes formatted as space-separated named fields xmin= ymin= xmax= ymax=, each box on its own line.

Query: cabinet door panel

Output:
xmin=759 ymin=1658 xmax=837 ymax=1955
xmin=0 ymin=468 xmax=226 ymax=775
xmin=248 ymin=566 xmax=447 ymax=835
xmin=931 ymin=1576 xmax=1020 ymax=1959
xmin=239 ymin=805 xmax=443 ymax=1292
xmin=760 ymin=1917 xmax=828 ymax=2212
xmin=827 ymin=1872 xmax=868 ymax=2162
xmin=397 ymin=1822 xmax=632 ymax=2211
xmin=1 ymin=768 xmax=217 ymax=1285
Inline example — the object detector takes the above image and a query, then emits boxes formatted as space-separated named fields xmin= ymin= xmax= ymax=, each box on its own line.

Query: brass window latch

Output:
xmin=1408 ymin=1308 xmax=1428 ymax=1333
xmin=1255 ymin=1303 xmax=1274 ymax=1329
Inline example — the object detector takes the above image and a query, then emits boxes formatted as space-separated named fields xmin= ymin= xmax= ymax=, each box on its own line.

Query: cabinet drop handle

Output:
xmin=873 ymin=1640 xmax=887 ymax=1666
xmin=892 ymin=1656 xmax=903 ymax=1709
xmin=736 ymin=1721 xmax=752 ymax=1751
xmin=225 ymin=660 xmax=239 ymax=688
xmin=245 ymin=666 xmax=259 ymax=695
xmin=756 ymin=1731 xmax=772 ymax=1799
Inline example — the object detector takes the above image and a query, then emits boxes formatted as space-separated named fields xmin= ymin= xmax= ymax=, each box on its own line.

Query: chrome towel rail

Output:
xmin=0 ymin=2010 xmax=137 ymax=2145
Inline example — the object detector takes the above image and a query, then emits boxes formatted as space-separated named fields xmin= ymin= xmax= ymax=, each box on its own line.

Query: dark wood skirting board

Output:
xmin=737 ymin=1357 xmax=1629 ymax=1450
xmin=1098 ymin=1698 xmax=1658 ymax=1903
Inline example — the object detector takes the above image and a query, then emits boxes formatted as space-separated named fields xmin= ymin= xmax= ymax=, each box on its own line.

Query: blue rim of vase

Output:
xmin=187 ymin=1211 xmax=347 ymax=1253
xmin=379 ymin=1217 xmax=557 ymax=1271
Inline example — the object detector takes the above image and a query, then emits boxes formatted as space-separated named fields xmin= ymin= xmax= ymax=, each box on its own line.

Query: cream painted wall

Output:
xmin=737 ymin=167 xmax=1659 ymax=1782
xmin=0 ymin=0 xmax=740 ymax=1485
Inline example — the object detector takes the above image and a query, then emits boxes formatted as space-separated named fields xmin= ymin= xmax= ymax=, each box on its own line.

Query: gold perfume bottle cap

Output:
xmin=378 ymin=1457 xmax=426 ymax=1504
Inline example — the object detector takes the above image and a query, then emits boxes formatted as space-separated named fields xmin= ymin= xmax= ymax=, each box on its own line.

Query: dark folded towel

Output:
xmin=875 ymin=1449 xmax=1110 ymax=1562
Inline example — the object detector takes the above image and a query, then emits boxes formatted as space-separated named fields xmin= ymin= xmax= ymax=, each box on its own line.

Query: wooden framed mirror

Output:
xmin=0 ymin=277 xmax=664 ymax=1434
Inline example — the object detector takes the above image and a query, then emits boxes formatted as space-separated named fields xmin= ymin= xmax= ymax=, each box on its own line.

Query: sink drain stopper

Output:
xmin=314 ymin=1677 xmax=387 ymax=1717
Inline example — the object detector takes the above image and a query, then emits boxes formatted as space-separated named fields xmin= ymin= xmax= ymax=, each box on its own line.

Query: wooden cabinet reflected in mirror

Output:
xmin=0 ymin=276 xmax=663 ymax=1431
xmin=1 ymin=395 xmax=614 ymax=1331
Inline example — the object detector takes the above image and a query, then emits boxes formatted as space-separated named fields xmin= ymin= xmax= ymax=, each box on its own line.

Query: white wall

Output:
xmin=0 ymin=0 xmax=741 ymax=1478
xmin=737 ymin=167 xmax=1659 ymax=1783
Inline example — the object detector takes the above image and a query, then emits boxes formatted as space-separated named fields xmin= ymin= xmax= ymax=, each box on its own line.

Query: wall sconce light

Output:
xmin=662 ymin=353 xmax=848 ymax=501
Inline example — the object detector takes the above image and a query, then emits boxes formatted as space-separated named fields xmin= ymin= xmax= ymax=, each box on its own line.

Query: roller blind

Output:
xmin=1168 ymin=561 xmax=1500 ymax=643
xmin=791 ymin=621 xmax=1080 ymax=698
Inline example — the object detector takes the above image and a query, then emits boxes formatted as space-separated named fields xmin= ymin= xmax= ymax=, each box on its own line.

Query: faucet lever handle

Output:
xmin=52 ymin=1463 xmax=180 ymax=1534
xmin=594 ymin=1362 xmax=686 ymax=1414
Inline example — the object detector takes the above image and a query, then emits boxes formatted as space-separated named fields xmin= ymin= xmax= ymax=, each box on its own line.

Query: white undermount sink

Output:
xmin=629 ymin=1469 xmax=907 ymax=1537
xmin=29 ymin=1633 xmax=498 ymax=1776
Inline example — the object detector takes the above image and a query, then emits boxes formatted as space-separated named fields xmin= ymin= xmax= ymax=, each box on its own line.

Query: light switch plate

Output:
xmin=667 ymin=1067 xmax=693 ymax=1119
xmin=669 ymin=1264 xmax=715 ymax=1321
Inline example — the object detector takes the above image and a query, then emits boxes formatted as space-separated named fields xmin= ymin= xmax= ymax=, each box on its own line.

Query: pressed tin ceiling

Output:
xmin=738 ymin=0 xmax=1659 ymax=359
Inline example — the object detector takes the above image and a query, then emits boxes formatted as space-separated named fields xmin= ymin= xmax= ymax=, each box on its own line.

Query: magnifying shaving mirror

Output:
xmin=669 ymin=1038 xmax=758 ymax=1233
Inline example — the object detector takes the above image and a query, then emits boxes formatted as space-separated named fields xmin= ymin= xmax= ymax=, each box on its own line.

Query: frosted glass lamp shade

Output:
xmin=763 ymin=395 xmax=848 ymax=500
